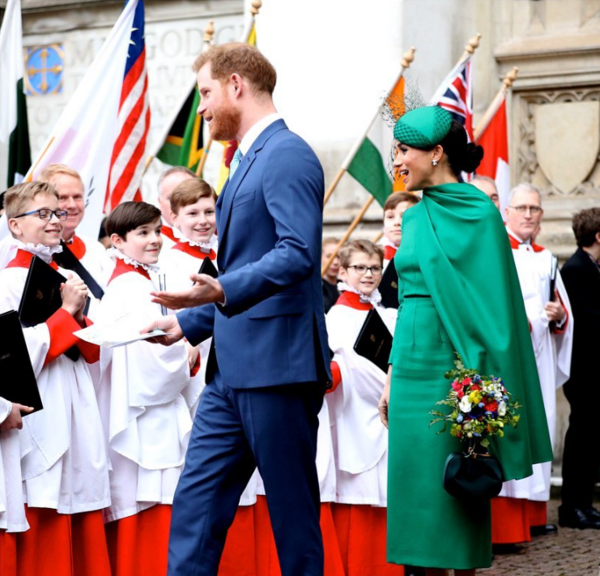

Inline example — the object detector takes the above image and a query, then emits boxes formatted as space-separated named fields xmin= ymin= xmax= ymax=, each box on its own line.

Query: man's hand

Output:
xmin=150 ymin=274 xmax=224 ymax=310
xmin=140 ymin=315 xmax=185 ymax=346
xmin=545 ymin=291 xmax=566 ymax=323
xmin=1 ymin=403 xmax=34 ymax=432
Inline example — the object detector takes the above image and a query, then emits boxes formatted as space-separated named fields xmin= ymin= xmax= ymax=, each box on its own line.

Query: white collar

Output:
xmin=177 ymin=233 xmax=218 ymax=253
xmin=13 ymin=239 xmax=63 ymax=264
xmin=337 ymin=281 xmax=382 ymax=306
xmin=378 ymin=235 xmax=398 ymax=250
xmin=238 ymin=113 xmax=282 ymax=156
xmin=506 ymin=227 xmax=531 ymax=245
xmin=109 ymin=247 xmax=160 ymax=274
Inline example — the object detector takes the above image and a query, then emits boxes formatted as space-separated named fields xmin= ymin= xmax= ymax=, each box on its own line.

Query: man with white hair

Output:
xmin=491 ymin=182 xmax=574 ymax=545
xmin=156 ymin=166 xmax=197 ymax=251
xmin=471 ymin=175 xmax=500 ymax=210
xmin=38 ymin=164 xmax=114 ymax=292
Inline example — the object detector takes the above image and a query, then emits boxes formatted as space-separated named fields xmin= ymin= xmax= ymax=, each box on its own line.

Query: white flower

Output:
xmin=459 ymin=396 xmax=472 ymax=413
xmin=498 ymin=401 xmax=507 ymax=417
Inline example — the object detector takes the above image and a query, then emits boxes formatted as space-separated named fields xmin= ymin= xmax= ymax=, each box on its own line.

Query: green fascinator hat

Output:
xmin=393 ymin=106 xmax=453 ymax=148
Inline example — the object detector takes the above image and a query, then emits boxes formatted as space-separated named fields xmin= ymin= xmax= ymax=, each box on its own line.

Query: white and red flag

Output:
xmin=430 ymin=58 xmax=474 ymax=141
xmin=26 ymin=0 xmax=147 ymax=238
xmin=476 ymin=98 xmax=510 ymax=213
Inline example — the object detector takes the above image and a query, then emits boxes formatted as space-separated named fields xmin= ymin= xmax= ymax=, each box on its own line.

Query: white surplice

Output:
xmin=500 ymin=242 xmax=574 ymax=501
xmin=326 ymin=296 xmax=397 ymax=506
xmin=95 ymin=260 xmax=194 ymax=522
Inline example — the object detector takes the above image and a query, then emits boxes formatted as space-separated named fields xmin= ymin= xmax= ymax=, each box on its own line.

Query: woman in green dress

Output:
xmin=378 ymin=106 xmax=553 ymax=575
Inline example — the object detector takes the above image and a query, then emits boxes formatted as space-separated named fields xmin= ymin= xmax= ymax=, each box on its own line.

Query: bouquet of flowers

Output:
xmin=430 ymin=354 xmax=522 ymax=450
xmin=431 ymin=354 xmax=522 ymax=500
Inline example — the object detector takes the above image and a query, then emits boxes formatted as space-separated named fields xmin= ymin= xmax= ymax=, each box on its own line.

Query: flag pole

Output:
xmin=322 ymin=46 xmax=416 ymax=207
xmin=372 ymin=230 xmax=383 ymax=244
xmin=321 ymin=197 xmax=376 ymax=277
xmin=197 ymin=1 xmax=262 ymax=178
xmin=473 ymin=66 xmax=518 ymax=142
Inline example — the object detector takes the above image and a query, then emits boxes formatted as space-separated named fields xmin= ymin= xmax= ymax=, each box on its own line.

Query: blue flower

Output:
xmin=478 ymin=402 xmax=485 ymax=408
xmin=473 ymin=375 xmax=481 ymax=383
xmin=457 ymin=414 xmax=464 ymax=423
xmin=473 ymin=432 xmax=481 ymax=438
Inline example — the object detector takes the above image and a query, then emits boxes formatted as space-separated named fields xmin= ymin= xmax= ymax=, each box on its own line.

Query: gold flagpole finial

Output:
xmin=401 ymin=47 xmax=416 ymax=70
xmin=203 ymin=21 xmax=215 ymax=44
xmin=503 ymin=66 xmax=519 ymax=89
xmin=250 ymin=0 xmax=263 ymax=16
xmin=465 ymin=33 xmax=481 ymax=55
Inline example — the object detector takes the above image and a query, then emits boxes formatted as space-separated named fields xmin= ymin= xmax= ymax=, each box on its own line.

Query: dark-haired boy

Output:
xmin=97 ymin=201 xmax=196 ymax=576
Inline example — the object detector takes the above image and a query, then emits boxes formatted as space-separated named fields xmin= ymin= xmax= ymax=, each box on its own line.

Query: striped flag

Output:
xmin=105 ymin=0 xmax=150 ymax=210
xmin=344 ymin=76 xmax=405 ymax=207
xmin=25 ymin=0 xmax=142 ymax=238
xmin=476 ymin=99 xmax=510 ymax=212
xmin=0 ymin=0 xmax=31 ymax=187
xmin=431 ymin=58 xmax=473 ymax=141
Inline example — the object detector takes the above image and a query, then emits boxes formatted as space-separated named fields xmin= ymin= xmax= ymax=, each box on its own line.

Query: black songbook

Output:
xmin=18 ymin=256 xmax=80 ymax=362
xmin=549 ymin=255 xmax=558 ymax=302
xmin=54 ymin=241 xmax=104 ymax=301
xmin=18 ymin=256 xmax=66 ymax=327
xmin=198 ymin=257 xmax=219 ymax=279
xmin=0 ymin=310 xmax=43 ymax=413
xmin=353 ymin=308 xmax=393 ymax=373
xmin=379 ymin=262 xmax=400 ymax=309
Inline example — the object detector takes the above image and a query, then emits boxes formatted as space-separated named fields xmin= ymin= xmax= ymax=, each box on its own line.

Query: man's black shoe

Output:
xmin=584 ymin=507 xmax=600 ymax=521
xmin=558 ymin=506 xmax=600 ymax=529
xmin=530 ymin=523 xmax=558 ymax=536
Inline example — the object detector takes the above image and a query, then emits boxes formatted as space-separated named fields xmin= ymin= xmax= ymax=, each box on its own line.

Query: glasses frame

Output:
xmin=347 ymin=264 xmax=384 ymax=276
xmin=12 ymin=208 xmax=69 ymax=221
xmin=508 ymin=205 xmax=543 ymax=214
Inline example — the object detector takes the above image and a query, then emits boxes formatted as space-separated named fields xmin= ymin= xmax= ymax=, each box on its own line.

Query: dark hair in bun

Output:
xmin=423 ymin=120 xmax=484 ymax=177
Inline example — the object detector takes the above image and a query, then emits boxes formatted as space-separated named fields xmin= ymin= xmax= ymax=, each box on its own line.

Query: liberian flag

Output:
xmin=25 ymin=0 xmax=142 ymax=238
xmin=105 ymin=0 xmax=150 ymax=210
xmin=0 ymin=0 xmax=31 ymax=187
xmin=431 ymin=58 xmax=474 ymax=141
xmin=345 ymin=76 xmax=406 ymax=207
xmin=476 ymin=99 xmax=510 ymax=213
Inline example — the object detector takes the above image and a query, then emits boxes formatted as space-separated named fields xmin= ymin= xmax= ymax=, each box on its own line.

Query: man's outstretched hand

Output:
xmin=150 ymin=274 xmax=224 ymax=310
xmin=141 ymin=315 xmax=185 ymax=346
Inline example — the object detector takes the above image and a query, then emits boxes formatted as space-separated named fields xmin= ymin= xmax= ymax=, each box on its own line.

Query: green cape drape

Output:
xmin=410 ymin=182 xmax=553 ymax=481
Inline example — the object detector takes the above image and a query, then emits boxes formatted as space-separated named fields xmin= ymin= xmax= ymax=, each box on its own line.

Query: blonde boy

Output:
xmin=380 ymin=192 xmax=420 ymax=267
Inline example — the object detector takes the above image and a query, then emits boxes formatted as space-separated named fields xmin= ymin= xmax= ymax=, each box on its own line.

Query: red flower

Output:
xmin=457 ymin=390 xmax=465 ymax=399
xmin=485 ymin=400 xmax=498 ymax=412
xmin=471 ymin=384 xmax=481 ymax=392
xmin=451 ymin=379 xmax=462 ymax=392
xmin=461 ymin=377 xmax=472 ymax=387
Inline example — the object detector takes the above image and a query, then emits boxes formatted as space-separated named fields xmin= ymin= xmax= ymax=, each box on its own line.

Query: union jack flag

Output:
xmin=105 ymin=0 xmax=150 ymax=211
xmin=431 ymin=58 xmax=473 ymax=141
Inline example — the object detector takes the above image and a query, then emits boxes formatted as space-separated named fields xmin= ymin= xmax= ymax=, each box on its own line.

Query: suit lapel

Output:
xmin=218 ymin=119 xmax=287 ymax=249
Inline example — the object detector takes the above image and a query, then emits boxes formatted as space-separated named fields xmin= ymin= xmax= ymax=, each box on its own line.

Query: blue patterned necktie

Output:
xmin=229 ymin=148 xmax=243 ymax=179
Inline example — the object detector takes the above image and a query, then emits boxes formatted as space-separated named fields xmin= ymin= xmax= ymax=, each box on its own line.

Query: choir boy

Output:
xmin=326 ymin=239 xmax=401 ymax=576
xmin=379 ymin=192 xmax=419 ymax=269
xmin=0 ymin=182 xmax=111 ymax=576
xmin=97 ymin=201 xmax=196 ymax=576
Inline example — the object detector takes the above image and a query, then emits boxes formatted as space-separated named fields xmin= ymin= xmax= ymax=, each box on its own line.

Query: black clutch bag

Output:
xmin=443 ymin=449 xmax=503 ymax=500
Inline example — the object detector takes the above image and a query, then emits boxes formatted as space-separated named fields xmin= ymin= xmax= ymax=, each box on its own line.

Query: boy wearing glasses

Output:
xmin=492 ymin=182 xmax=574 ymax=546
xmin=0 ymin=182 xmax=111 ymax=576
xmin=325 ymin=239 xmax=400 ymax=575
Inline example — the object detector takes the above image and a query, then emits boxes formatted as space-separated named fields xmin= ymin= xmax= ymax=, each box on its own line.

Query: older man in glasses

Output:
xmin=491 ymin=182 xmax=574 ymax=546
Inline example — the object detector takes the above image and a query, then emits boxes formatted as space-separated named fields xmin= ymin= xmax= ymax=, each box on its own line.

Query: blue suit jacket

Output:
xmin=177 ymin=119 xmax=331 ymax=389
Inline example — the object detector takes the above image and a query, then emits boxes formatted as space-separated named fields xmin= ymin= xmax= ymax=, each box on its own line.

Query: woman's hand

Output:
xmin=379 ymin=366 xmax=393 ymax=428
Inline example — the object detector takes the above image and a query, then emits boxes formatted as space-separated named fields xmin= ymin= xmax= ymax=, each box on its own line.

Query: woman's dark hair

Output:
xmin=106 ymin=201 xmax=161 ymax=239
xmin=424 ymin=120 xmax=484 ymax=177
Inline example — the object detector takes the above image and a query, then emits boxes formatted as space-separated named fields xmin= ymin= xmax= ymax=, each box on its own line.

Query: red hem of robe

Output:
xmin=17 ymin=507 xmax=111 ymax=576
xmin=0 ymin=530 xmax=18 ymax=576
xmin=491 ymin=497 xmax=532 ymax=544
xmin=105 ymin=504 xmax=171 ymax=576
xmin=527 ymin=500 xmax=547 ymax=528
xmin=219 ymin=505 xmax=257 ymax=576
xmin=331 ymin=503 xmax=404 ymax=576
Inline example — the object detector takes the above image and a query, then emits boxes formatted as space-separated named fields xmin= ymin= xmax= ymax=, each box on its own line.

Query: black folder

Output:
xmin=0 ymin=310 xmax=43 ymax=413
xmin=353 ymin=308 xmax=393 ymax=373
xmin=379 ymin=262 xmax=400 ymax=309
xmin=198 ymin=257 xmax=219 ymax=279
xmin=18 ymin=256 xmax=66 ymax=328
xmin=18 ymin=256 xmax=80 ymax=362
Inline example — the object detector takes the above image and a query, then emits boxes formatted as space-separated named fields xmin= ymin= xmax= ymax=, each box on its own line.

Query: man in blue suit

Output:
xmin=146 ymin=43 xmax=331 ymax=576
